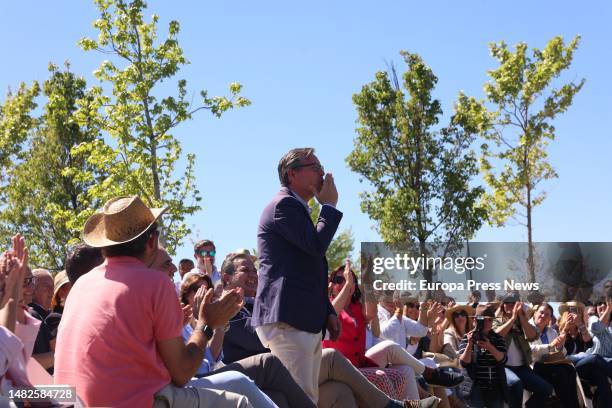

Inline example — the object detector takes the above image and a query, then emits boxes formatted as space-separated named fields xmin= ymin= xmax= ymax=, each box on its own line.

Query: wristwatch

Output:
xmin=198 ymin=324 xmax=214 ymax=338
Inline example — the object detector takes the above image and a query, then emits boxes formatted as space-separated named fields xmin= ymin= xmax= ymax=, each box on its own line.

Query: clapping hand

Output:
xmin=198 ymin=287 xmax=244 ymax=330
xmin=0 ymin=234 xmax=28 ymax=308
xmin=427 ymin=301 xmax=444 ymax=323
xmin=512 ymin=302 xmax=523 ymax=319
xmin=0 ymin=252 xmax=19 ymax=308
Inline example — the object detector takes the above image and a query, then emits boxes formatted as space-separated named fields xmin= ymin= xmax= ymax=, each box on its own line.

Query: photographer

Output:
xmin=458 ymin=304 xmax=507 ymax=408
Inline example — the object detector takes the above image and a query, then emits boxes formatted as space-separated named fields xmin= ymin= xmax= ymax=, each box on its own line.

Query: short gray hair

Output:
xmin=277 ymin=148 xmax=315 ymax=187
xmin=221 ymin=253 xmax=253 ymax=276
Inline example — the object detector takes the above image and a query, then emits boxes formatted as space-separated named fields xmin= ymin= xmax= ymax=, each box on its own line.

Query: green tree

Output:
xmin=347 ymin=51 xmax=486 ymax=284
xmin=308 ymin=199 xmax=355 ymax=271
xmin=454 ymin=36 xmax=584 ymax=282
xmin=71 ymin=0 xmax=250 ymax=253
xmin=0 ymin=82 xmax=40 ymax=179
xmin=0 ymin=64 xmax=105 ymax=270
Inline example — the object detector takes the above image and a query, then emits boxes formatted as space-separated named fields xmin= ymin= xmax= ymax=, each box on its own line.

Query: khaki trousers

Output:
xmin=256 ymin=323 xmax=322 ymax=404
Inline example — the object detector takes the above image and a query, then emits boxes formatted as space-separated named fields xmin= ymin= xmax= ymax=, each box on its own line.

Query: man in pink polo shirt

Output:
xmin=54 ymin=196 xmax=250 ymax=407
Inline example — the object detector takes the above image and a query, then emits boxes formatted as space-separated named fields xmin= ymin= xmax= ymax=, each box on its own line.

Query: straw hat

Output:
xmin=445 ymin=304 xmax=473 ymax=321
xmin=53 ymin=270 xmax=70 ymax=297
xmin=558 ymin=301 xmax=586 ymax=317
xmin=83 ymin=196 xmax=166 ymax=248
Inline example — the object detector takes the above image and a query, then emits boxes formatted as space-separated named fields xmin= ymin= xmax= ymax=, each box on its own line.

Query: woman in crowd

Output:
xmin=558 ymin=302 xmax=611 ymax=408
xmin=588 ymin=298 xmax=612 ymax=374
xmin=529 ymin=302 xmax=579 ymax=408
xmin=442 ymin=305 xmax=472 ymax=359
xmin=427 ymin=301 xmax=450 ymax=355
xmin=323 ymin=261 xmax=462 ymax=405
xmin=50 ymin=270 xmax=71 ymax=314
xmin=403 ymin=299 xmax=446 ymax=361
xmin=179 ymin=274 xmax=224 ymax=376
xmin=494 ymin=293 xmax=553 ymax=408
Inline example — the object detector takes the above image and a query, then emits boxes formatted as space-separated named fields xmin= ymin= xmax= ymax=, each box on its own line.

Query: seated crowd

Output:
xmin=1 ymin=195 xmax=611 ymax=408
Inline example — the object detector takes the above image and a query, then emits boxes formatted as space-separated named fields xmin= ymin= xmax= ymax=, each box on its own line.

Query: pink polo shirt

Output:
xmin=54 ymin=256 xmax=182 ymax=408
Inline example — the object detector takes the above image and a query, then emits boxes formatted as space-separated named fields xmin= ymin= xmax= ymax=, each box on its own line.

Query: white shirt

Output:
xmin=377 ymin=304 xmax=427 ymax=348
xmin=529 ymin=324 xmax=564 ymax=362
xmin=506 ymin=338 xmax=523 ymax=366
xmin=187 ymin=266 xmax=221 ymax=287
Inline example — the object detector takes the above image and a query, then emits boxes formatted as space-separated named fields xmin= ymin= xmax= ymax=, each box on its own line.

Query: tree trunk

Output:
xmin=525 ymin=146 xmax=535 ymax=283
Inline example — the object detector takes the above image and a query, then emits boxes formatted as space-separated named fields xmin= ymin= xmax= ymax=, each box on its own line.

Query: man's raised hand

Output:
xmin=310 ymin=173 xmax=338 ymax=207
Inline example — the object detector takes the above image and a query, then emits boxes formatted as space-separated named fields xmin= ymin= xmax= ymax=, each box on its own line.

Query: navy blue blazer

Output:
xmin=252 ymin=187 xmax=343 ymax=334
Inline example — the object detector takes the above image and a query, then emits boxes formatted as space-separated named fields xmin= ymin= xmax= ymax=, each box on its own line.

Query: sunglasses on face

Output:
xmin=23 ymin=276 xmax=35 ymax=287
xmin=406 ymin=303 xmax=420 ymax=310
xmin=331 ymin=275 xmax=345 ymax=284
xmin=198 ymin=250 xmax=216 ymax=257
xmin=453 ymin=311 xmax=468 ymax=318
xmin=293 ymin=163 xmax=324 ymax=173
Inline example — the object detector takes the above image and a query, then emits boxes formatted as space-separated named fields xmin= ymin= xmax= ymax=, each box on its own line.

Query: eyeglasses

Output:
xmin=331 ymin=275 xmax=345 ymax=284
xmin=198 ymin=249 xmax=216 ymax=257
xmin=23 ymin=276 xmax=36 ymax=288
xmin=406 ymin=302 xmax=420 ymax=310
xmin=453 ymin=311 xmax=468 ymax=318
xmin=293 ymin=163 xmax=324 ymax=173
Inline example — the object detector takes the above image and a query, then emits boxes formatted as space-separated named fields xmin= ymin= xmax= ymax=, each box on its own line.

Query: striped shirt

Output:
xmin=587 ymin=315 xmax=612 ymax=358
xmin=458 ymin=331 xmax=507 ymax=390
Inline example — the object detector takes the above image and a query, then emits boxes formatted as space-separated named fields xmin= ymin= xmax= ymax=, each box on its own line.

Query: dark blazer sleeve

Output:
xmin=273 ymin=197 xmax=342 ymax=257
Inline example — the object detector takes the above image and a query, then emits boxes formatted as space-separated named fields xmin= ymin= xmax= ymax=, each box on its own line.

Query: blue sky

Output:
xmin=1 ymin=1 xmax=610 ymax=278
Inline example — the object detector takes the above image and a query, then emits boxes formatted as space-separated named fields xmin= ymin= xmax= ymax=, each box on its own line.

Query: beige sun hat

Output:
xmin=445 ymin=304 xmax=473 ymax=321
xmin=53 ymin=270 xmax=70 ymax=297
xmin=83 ymin=196 xmax=167 ymax=248
xmin=558 ymin=301 xmax=586 ymax=317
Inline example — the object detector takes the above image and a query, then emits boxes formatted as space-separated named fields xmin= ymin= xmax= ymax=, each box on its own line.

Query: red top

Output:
xmin=322 ymin=299 xmax=377 ymax=367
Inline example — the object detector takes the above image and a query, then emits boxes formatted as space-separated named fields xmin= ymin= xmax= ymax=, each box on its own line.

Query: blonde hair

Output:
xmin=558 ymin=310 xmax=584 ymax=334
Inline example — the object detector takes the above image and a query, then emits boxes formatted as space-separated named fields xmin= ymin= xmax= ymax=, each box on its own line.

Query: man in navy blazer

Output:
xmin=253 ymin=147 xmax=342 ymax=404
